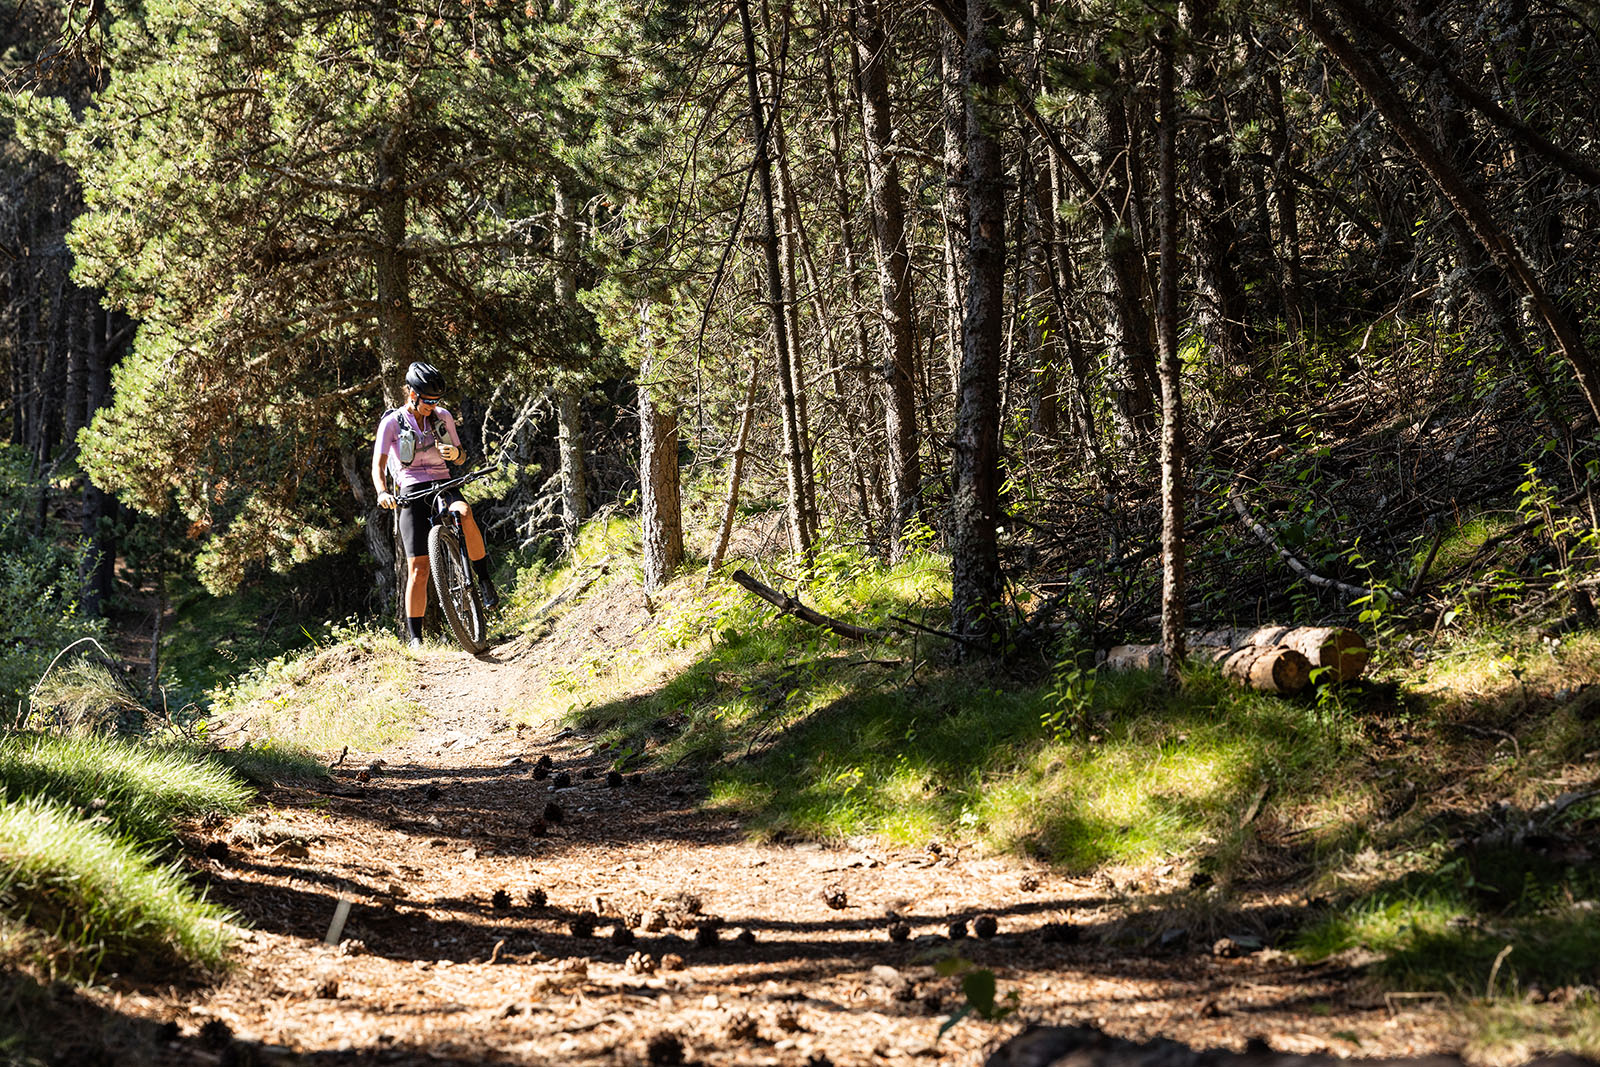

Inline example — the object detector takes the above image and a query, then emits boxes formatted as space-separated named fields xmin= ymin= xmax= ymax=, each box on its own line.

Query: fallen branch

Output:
xmin=1229 ymin=483 xmax=1400 ymax=604
xmin=729 ymin=570 xmax=883 ymax=642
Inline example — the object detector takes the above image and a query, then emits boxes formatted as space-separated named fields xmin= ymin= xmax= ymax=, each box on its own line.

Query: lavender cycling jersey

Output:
xmin=373 ymin=406 xmax=463 ymax=489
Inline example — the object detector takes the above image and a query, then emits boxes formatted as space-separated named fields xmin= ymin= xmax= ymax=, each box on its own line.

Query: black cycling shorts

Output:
xmin=397 ymin=481 xmax=465 ymax=559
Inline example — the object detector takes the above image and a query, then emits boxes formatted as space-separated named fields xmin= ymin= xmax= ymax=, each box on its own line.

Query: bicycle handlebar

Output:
xmin=395 ymin=467 xmax=496 ymax=507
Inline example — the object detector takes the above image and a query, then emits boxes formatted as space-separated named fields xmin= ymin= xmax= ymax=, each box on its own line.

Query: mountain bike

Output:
xmin=397 ymin=468 xmax=495 ymax=653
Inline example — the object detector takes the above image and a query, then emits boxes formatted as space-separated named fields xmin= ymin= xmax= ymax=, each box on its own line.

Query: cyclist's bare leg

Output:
xmin=451 ymin=501 xmax=487 ymax=561
xmin=406 ymin=556 xmax=431 ymax=616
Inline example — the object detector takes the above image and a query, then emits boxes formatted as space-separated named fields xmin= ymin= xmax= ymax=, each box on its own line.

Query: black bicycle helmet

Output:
xmin=405 ymin=361 xmax=446 ymax=398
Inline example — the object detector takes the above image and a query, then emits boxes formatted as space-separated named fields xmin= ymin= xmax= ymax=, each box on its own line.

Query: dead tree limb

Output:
xmin=1229 ymin=482 xmax=1399 ymax=604
xmin=729 ymin=569 xmax=883 ymax=642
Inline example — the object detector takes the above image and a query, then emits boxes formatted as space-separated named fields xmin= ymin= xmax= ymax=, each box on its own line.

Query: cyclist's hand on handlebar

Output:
xmin=438 ymin=443 xmax=462 ymax=462
xmin=378 ymin=491 xmax=398 ymax=510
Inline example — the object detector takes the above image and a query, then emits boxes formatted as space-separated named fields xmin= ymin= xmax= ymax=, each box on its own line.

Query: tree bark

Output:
xmin=738 ymin=0 xmax=812 ymax=560
xmin=1182 ymin=0 xmax=1253 ymax=379
xmin=638 ymin=309 xmax=684 ymax=593
xmin=553 ymin=179 xmax=589 ymax=550
xmin=852 ymin=0 xmax=923 ymax=558
xmin=1157 ymin=29 xmax=1187 ymax=687
xmin=950 ymin=0 xmax=1006 ymax=652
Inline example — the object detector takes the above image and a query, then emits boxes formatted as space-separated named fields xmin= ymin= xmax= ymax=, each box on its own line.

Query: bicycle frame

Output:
xmin=395 ymin=468 xmax=495 ymax=652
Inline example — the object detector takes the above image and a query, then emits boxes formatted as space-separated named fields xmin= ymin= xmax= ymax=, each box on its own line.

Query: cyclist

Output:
xmin=371 ymin=361 xmax=499 ymax=649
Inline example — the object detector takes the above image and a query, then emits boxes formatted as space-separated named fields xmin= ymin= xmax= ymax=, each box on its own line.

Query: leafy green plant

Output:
xmin=935 ymin=956 xmax=1018 ymax=1036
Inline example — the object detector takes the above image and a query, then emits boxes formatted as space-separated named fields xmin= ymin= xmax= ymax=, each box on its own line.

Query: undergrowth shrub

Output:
xmin=0 ymin=445 xmax=106 ymax=725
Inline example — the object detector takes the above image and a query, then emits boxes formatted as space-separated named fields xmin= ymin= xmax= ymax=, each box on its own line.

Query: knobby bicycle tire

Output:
xmin=428 ymin=526 xmax=488 ymax=652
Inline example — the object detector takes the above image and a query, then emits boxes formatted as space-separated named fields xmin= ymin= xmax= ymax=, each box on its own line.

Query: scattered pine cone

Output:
xmin=491 ymin=889 xmax=511 ymax=910
xmin=534 ymin=754 xmax=554 ymax=771
xmin=821 ymin=883 xmax=847 ymax=910
xmin=527 ymin=887 xmax=548 ymax=908
xmin=581 ymin=766 xmax=598 ymax=779
xmin=1037 ymin=922 xmax=1080 ymax=944
xmin=1019 ymin=872 xmax=1041 ymax=892
xmin=424 ymin=784 xmax=442 ymax=800
xmin=625 ymin=951 xmax=657 ymax=975
xmin=646 ymin=1033 xmax=685 ymax=1066
xmin=543 ymin=801 xmax=565 ymax=824
xmin=612 ymin=925 xmax=637 ymax=946
xmin=660 ymin=952 xmax=685 ymax=971
xmin=947 ymin=919 xmax=968 ymax=940
xmin=203 ymin=840 xmax=230 ymax=861
xmin=198 ymin=1019 xmax=233 ymax=1050
xmin=694 ymin=920 xmax=721 ymax=948
xmin=974 ymin=914 xmax=998 ymax=939
xmin=725 ymin=1012 xmax=759 ymax=1042
xmin=569 ymin=911 xmax=599 ymax=938
xmin=606 ymin=770 xmax=624 ymax=788
xmin=528 ymin=815 xmax=549 ymax=837
xmin=732 ymin=926 xmax=756 ymax=946
xmin=532 ymin=764 xmax=550 ymax=781
xmin=552 ymin=771 xmax=572 ymax=789
xmin=888 ymin=922 xmax=911 ymax=943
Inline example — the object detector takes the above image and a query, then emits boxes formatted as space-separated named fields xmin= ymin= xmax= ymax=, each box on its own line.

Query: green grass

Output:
xmin=554 ymin=545 xmax=1366 ymax=874
xmin=0 ymin=794 xmax=235 ymax=975
xmin=0 ymin=731 xmax=253 ymax=847
xmin=203 ymin=623 xmax=425 ymax=754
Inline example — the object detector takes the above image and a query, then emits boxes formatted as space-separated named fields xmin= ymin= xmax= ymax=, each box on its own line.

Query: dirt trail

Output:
xmin=134 ymin=633 xmax=1460 ymax=1066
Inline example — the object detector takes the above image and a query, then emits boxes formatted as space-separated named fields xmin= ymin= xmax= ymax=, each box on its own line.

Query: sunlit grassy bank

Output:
xmin=0 ymin=731 xmax=253 ymax=846
xmin=203 ymin=622 xmax=425 ymax=756
xmin=0 ymin=794 xmax=235 ymax=975
xmin=528 ymin=533 xmax=1600 ymax=1051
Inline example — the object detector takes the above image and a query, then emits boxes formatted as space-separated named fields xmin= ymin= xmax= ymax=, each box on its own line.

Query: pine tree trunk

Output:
xmin=820 ymin=18 xmax=884 ymax=554
xmin=738 ymin=0 xmax=812 ymax=559
xmin=639 ymin=311 xmax=684 ymax=593
xmin=771 ymin=120 xmax=819 ymax=543
xmin=553 ymin=179 xmax=589 ymax=550
xmin=1157 ymin=29 xmax=1187 ymax=687
xmin=950 ymin=0 xmax=1006 ymax=652
xmin=1093 ymin=71 xmax=1157 ymax=446
xmin=853 ymin=0 xmax=923 ymax=558
xmin=941 ymin=22 xmax=967 ymax=403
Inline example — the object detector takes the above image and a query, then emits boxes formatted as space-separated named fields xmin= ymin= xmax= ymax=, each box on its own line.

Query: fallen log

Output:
xmin=1103 ymin=643 xmax=1313 ymax=695
xmin=1189 ymin=624 xmax=1369 ymax=683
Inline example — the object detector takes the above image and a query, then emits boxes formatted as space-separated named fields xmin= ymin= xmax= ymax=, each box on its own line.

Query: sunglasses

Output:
xmin=414 ymin=394 xmax=442 ymax=405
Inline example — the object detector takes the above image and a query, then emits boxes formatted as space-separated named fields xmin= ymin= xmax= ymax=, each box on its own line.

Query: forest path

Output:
xmin=164 ymin=633 xmax=1459 ymax=1066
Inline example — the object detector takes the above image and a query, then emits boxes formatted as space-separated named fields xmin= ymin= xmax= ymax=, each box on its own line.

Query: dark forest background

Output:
xmin=6 ymin=0 xmax=1600 ymax=703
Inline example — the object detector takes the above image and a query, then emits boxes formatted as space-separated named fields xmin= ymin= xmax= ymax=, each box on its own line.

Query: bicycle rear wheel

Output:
xmin=428 ymin=526 xmax=488 ymax=652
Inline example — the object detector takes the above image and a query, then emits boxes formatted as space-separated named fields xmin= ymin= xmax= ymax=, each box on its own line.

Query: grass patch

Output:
xmin=0 ymin=794 xmax=235 ymax=976
xmin=554 ymin=546 xmax=1366 ymax=876
xmin=203 ymin=623 xmax=424 ymax=755
xmin=0 ymin=731 xmax=253 ymax=848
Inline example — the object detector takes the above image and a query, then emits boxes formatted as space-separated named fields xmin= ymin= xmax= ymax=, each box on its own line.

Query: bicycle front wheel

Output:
xmin=428 ymin=526 xmax=488 ymax=653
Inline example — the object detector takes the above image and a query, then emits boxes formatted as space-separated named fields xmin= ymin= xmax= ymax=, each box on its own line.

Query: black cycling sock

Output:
xmin=472 ymin=557 xmax=493 ymax=583
xmin=406 ymin=617 xmax=424 ymax=641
